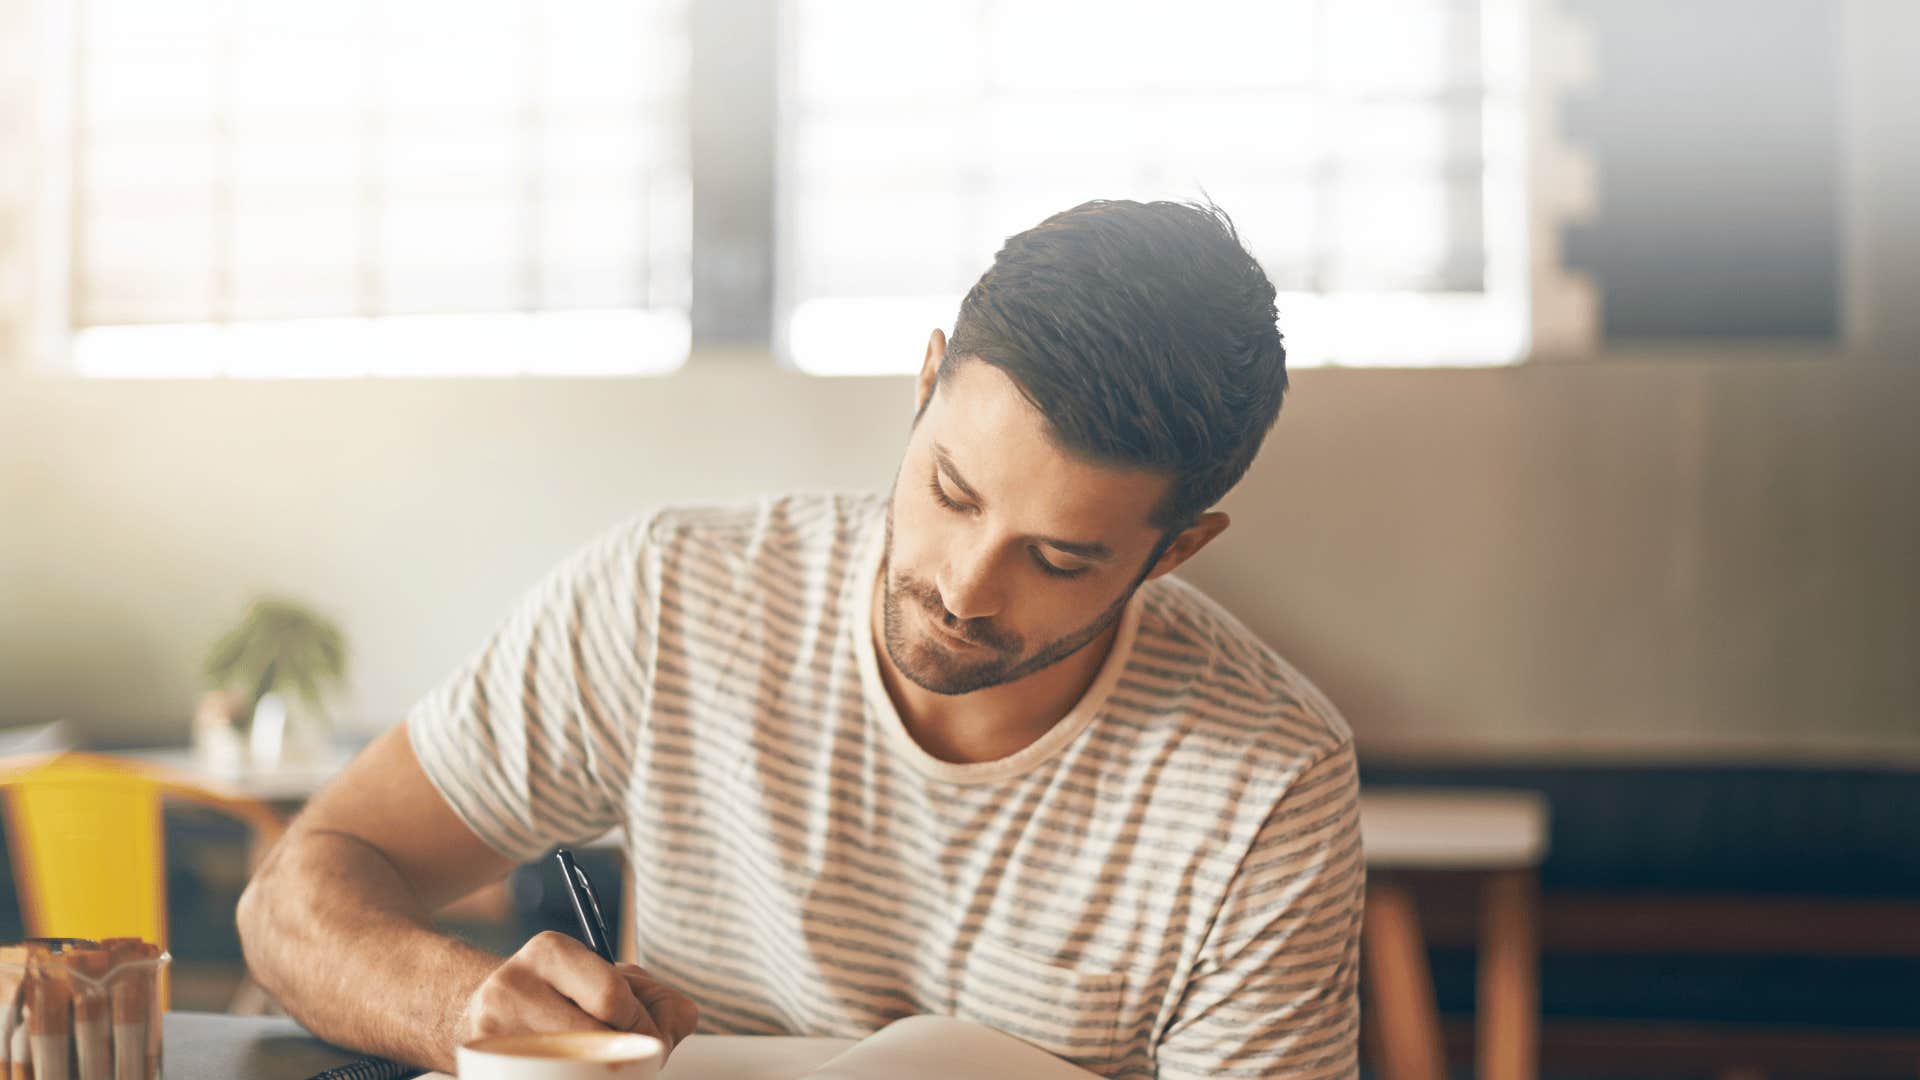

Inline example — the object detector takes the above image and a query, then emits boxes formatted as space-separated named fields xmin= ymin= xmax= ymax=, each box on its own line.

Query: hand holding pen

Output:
xmin=451 ymin=848 xmax=699 ymax=1061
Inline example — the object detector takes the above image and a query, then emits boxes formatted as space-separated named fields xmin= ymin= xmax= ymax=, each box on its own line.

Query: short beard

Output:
xmin=878 ymin=508 xmax=1166 ymax=697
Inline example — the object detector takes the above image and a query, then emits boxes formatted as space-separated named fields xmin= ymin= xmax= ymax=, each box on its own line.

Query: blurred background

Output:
xmin=0 ymin=0 xmax=1915 ymax=1076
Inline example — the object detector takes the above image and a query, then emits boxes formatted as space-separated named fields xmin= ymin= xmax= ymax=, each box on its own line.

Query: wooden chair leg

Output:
xmin=1364 ymin=880 xmax=1448 ymax=1080
xmin=1478 ymin=869 xmax=1539 ymax=1080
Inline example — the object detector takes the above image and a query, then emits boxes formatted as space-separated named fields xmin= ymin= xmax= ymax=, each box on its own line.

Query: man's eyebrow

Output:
xmin=932 ymin=444 xmax=984 ymax=504
xmin=1042 ymin=536 xmax=1115 ymax=561
xmin=932 ymin=443 xmax=1116 ymax=562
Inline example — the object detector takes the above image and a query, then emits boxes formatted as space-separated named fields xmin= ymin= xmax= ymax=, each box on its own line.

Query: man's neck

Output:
xmin=868 ymin=571 xmax=1120 ymax=766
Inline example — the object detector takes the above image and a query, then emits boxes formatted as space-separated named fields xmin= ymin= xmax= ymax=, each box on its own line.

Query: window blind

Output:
xmin=779 ymin=0 xmax=1529 ymax=373
xmin=69 ymin=0 xmax=690 ymax=375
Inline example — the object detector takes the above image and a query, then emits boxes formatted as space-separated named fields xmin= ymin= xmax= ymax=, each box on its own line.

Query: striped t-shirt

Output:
xmin=408 ymin=493 xmax=1363 ymax=1079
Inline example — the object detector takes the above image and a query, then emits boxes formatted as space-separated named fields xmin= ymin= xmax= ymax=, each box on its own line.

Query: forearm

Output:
xmin=237 ymin=827 xmax=500 ymax=1072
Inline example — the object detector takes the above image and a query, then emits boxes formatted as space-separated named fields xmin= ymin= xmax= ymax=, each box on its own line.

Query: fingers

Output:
xmin=618 ymin=964 xmax=701 ymax=1055
xmin=456 ymin=932 xmax=699 ymax=1066
xmin=459 ymin=949 xmax=612 ymax=1044
xmin=526 ymin=932 xmax=650 ymax=1033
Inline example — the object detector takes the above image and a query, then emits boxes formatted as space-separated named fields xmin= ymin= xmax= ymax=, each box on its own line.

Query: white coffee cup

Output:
xmin=457 ymin=1030 xmax=664 ymax=1079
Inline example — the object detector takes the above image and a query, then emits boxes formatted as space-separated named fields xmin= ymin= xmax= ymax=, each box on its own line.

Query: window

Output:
xmin=780 ymin=0 xmax=1534 ymax=374
xmin=59 ymin=0 xmax=690 ymax=377
xmin=28 ymin=0 xmax=1580 ymax=378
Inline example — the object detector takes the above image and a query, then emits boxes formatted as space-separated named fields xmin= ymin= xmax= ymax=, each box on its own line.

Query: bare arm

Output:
xmin=237 ymin=724 xmax=696 ymax=1073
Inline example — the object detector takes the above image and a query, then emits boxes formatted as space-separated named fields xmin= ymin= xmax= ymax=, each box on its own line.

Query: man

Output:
xmin=239 ymin=199 xmax=1363 ymax=1079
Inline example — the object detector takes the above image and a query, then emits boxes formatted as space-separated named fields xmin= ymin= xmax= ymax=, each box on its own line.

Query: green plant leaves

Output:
xmin=202 ymin=597 xmax=348 ymax=712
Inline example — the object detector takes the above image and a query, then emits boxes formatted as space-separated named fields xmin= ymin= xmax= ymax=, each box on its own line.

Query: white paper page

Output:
xmin=660 ymin=1035 xmax=856 ymax=1080
xmin=800 ymin=1016 xmax=1099 ymax=1080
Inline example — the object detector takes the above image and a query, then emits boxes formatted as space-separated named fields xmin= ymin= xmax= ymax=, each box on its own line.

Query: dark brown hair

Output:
xmin=941 ymin=199 xmax=1288 ymax=533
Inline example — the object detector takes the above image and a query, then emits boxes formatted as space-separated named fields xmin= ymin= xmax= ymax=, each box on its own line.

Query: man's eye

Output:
xmin=1030 ymin=549 xmax=1089 ymax=579
xmin=927 ymin=472 xmax=968 ymax=512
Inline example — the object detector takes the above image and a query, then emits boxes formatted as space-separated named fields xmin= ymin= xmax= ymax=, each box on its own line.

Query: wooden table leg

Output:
xmin=1478 ymin=868 xmax=1539 ymax=1080
xmin=1363 ymin=879 xmax=1448 ymax=1080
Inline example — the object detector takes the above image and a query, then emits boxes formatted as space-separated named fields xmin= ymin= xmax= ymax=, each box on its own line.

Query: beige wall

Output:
xmin=3 ymin=1 xmax=1917 ymax=763
xmin=2 ymin=350 xmax=1916 ymax=762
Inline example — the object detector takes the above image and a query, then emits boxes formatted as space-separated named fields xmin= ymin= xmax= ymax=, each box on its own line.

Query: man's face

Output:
xmin=881 ymin=359 xmax=1174 ymax=696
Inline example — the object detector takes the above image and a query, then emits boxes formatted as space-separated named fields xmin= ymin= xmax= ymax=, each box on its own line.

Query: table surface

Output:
xmin=128 ymin=745 xmax=356 ymax=802
xmin=1359 ymin=787 xmax=1551 ymax=868
xmin=167 ymin=1011 xmax=387 ymax=1080
xmin=125 ymin=748 xmax=1550 ymax=869
xmin=171 ymin=1011 xmax=859 ymax=1080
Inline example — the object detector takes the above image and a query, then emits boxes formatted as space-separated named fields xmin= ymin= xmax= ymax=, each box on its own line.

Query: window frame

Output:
xmin=33 ymin=0 xmax=700 ymax=379
xmin=771 ymin=0 xmax=1600 ymax=375
xmin=24 ymin=0 xmax=1597 ymax=379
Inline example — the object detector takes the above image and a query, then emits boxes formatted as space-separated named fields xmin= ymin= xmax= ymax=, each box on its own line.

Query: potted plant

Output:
xmin=195 ymin=597 xmax=348 ymax=771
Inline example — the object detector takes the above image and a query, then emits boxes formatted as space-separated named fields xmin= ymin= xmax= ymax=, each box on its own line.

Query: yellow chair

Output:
xmin=0 ymin=752 xmax=284 ymax=1003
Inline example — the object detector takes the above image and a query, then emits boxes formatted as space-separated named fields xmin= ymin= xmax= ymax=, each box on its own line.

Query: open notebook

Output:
xmin=415 ymin=1016 xmax=1102 ymax=1080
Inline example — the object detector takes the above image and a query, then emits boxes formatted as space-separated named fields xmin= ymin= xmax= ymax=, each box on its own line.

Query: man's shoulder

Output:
xmin=641 ymin=491 xmax=884 ymax=566
xmin=1127 ymin=574 xmax=1352 ymax=766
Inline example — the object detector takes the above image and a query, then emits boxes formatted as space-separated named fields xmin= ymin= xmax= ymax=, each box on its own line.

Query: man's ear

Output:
xmin=914 ymin=329 xmax=947 ymax=417
xmin=1143 ymin=512 xmax=1231 ymax=582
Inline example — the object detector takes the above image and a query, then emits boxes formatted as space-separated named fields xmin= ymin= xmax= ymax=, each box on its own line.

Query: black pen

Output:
xmin=554 ymin=847 xmax=616 ymax=964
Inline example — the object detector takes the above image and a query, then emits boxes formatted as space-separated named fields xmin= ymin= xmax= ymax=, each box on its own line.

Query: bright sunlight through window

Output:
xmin=780 ymin=0 xmax=1530 ymax=374
xmin=66 ymin=0 xmax=690 ymax=377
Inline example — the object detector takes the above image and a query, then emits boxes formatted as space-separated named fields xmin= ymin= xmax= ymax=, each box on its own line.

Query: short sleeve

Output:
xmin=406 ymin=514 xmax=657 ymax=864
xmin=1155 ymin=742 xmax=1365 ymax=1079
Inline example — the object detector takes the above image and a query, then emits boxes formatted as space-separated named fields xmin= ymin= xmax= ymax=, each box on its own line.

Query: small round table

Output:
xmin=1360 ymin=787 xmax=1551 ymax=1080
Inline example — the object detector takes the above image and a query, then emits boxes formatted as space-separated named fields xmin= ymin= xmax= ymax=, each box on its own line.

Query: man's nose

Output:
xmin=936 ymin=541 xmax=1004 ymax=622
